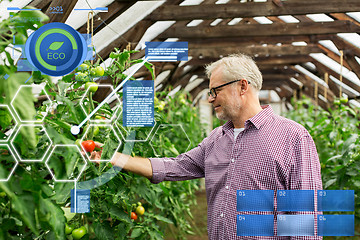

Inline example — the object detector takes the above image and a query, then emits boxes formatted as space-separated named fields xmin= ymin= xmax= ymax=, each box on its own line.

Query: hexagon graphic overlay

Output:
xmin=80 ymin=124 xmax=121 ymax=162
xmin=45 ymin=144 xmax=87 ymax=182
xmin=11 ymin=85 xmax=52 ymax=122
xmin=0 ymin=104 xmax=18 ymax=142
xmin=0 ymin=144 xmax=18 ymax=182
xmin=11 ymin=124 xmax=52 ymax=162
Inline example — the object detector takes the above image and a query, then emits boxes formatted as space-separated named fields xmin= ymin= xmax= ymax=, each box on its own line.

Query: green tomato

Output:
xmin=65 ymin=223 xmax=73 ymax=235
xmin=90 ymin=68 xmax=97 ymax=76
xmin=72 ymin=227 xmax=87 ymax=239
xmin=85 ymin=82 xmax=98 ymax=93
xmin=95 ymin=66 xmax=104 ymax=77
xmin=340 ymin=97 xmax=348 ymax=104
xmin=93 ymin=126 xmax=99 ymax=136
xmin=334 ymin=99 xmax=341 ymax=105
xmin=136 ymin=205 xmax=145 ymax=216
xmin=75 ymin=72 xmax=84 ymax=81
xmin=0 ymin=192 xmax=6 ymax=197
xmin=77 ymin=63 xmax=89 ymax=72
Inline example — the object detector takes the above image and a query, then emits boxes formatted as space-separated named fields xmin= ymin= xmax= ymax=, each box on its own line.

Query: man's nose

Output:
xmin=208 ymin=94 xmax=215 ymax=103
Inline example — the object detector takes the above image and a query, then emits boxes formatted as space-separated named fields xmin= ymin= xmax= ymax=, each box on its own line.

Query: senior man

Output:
xmin=94 ymin=54 xmax=323 ymax=239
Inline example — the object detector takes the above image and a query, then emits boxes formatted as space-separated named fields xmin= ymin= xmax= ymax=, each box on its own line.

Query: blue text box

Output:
xmin=237 ymin=215 xmax=274 ymax=236
xmin=317 ymin=215 xmax=354 ymax=236
xmin=277 ymin=190 xmax=314 ymax=211
xmin=277 ymin=215 xmax=314 ymax=236
xmin=237 ymin=190 xmax=274 ymax=211
xmin=71 ymin=189 xmax=90 ymax=213
xmin=317 ymin=190 xmax=354 ymax=211
xmin=145 ymin=42 xmax=188 ymax=61
xmin=123 ymin=80 xmax=154 ymax=127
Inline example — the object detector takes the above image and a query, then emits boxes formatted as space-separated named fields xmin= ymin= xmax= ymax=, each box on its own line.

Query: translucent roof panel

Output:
xmin=310 ymin=53 xmax=360 ymax=85
xmin=136 ymin=21 xmax=176 ymax=50
xmin=93 ymin=1 xmax=164 ymax=53
xmin=306 ymin=14 xmax=334 ymax=22
xmin=180 ymin=0 xmax=203 ymax=6
xmin=277 ymin=15 xmax=300 ymax=23
xmin=318 ymin=40 xmax=340 ymax=55
xmin=337 ymin=33 xmax=360 ymax=49
xmin=346 ymin=12 xmax=360 ymax=22
xmin=253 ymin=17 xmax=273 ymax=24
xmin=65 ymin=0 xmax=113 ymax=30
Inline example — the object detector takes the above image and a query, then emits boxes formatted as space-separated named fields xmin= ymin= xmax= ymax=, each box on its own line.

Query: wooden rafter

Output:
xmin=159 ymin=21 xmax=360 ymax=39
xmin=147 ymin=0 xmax=360 ymax=21
xmin=189 ymin=44 xmax=324 ymax=58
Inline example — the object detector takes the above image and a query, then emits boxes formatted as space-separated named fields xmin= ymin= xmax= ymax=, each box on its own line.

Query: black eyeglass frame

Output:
xmin=208 ymin=79 xmax=250 ymax=98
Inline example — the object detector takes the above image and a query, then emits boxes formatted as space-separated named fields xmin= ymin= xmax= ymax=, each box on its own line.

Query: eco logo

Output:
xmin=25 ymin=22 xmax=87 ymax=76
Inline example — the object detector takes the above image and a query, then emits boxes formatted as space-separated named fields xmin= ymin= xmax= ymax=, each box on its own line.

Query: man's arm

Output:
xmin=111 ymin=153 xmax=153 ymax=179
xmin=91 ymin=143 xmax=153 ymax=179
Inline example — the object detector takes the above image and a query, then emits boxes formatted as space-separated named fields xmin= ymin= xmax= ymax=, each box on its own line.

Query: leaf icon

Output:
xmin=47 ymin=41 xmax=64 ymax=51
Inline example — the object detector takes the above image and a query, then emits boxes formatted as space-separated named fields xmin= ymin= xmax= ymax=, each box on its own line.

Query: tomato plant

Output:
xmin=0 ymin=11 xmax=205 ymax=239
xmin=286 ymin=96 xmax=360 ymax=232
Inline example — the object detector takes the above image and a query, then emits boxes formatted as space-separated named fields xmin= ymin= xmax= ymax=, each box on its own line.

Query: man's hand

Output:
xmin=82 ymin=141 xmax=153 ymax=179
xmin=89 ymin=142 xmax=103 ymax=162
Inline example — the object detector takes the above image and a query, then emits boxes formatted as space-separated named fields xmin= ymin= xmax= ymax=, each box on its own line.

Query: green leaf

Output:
xmin=39 ymin=198 xmax=66 ymax=240
xmin=130 ymin=228 xmax=143 ymax=238
xmin=324 ymin=178 xmax=337 ymax=188
xmin=94 ymin=221 xmax=114 ymax=240
xmin=10 ymin=193 xmax=39 ymax=235
xmin=109 ymin=205 xmax=131 ymax=223
xmin=5 ymin=73 xmax=37 ymax=148
xmin=47 ymin=41 xmax=64 ymax=51
xmin=152 ymin=214 xmax=173 ymax=224
xmin=61 ymin=207 xmax=76 ymax=222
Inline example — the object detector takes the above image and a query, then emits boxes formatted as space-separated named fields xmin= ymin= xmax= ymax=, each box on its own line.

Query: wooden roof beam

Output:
xmin=185 ymin=55 xmax=313 ymax=66
xmin=160 ymin=20 xmax=360 ymax=39
xmin=189 ymin=44 xmax=324 ymax=58
xmin=147 ymin=0 xmax=360 ymax=21
xmin=185 ymin=35 xmax=332 ymax=49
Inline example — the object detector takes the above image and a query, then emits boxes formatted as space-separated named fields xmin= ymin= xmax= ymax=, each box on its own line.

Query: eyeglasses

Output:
xmin=208 ymin=79 xmax=250 ymax=98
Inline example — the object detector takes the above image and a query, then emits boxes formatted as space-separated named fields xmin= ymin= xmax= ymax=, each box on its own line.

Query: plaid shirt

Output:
xmin=150 ymin=105 xmax=323 ymax=239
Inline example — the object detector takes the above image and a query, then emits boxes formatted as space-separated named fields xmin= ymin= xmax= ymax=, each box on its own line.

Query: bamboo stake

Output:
xmin=87 ymin=11 xmax=94 ymax=64
xmin=339 ymin=50 xmax=344 ymax=98
xmin=314 ymin=81 xmax=318 ymax=106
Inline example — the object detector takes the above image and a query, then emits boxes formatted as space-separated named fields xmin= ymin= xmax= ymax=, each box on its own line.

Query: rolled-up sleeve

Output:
xmin=149 ymin=139 xmax=207 ymax=184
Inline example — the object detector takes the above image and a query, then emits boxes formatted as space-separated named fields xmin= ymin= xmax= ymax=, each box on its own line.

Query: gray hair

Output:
xmin=205 ymin=53 xmax=263 ymax=91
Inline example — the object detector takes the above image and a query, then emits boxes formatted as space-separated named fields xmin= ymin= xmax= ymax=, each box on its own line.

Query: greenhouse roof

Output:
xmin=1 ymin=0 xmax=360 ymax=108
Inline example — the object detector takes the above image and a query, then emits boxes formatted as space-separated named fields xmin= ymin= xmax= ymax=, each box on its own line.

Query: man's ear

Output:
xmin=240 ymin=79 xmax=249 ymax=95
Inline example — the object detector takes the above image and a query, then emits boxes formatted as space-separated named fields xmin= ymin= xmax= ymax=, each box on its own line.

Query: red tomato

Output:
xmin=131 ymin=212 xmax=138 ymax=220
xmin=82 ymin=140 xmax=95 ymax=152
